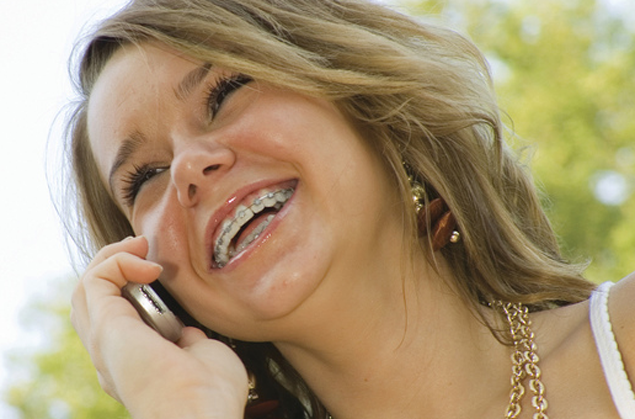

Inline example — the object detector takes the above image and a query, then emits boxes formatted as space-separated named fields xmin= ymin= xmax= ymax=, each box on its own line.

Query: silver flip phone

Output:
xmin=121 ymin=282 xmax=185 ymax=342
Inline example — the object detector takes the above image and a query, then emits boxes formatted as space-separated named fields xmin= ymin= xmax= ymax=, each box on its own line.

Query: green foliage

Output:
xmin=4 ymin=280 xmax=131 ymax=419
xmin=406 ymin=0 xmax=635 ymax=282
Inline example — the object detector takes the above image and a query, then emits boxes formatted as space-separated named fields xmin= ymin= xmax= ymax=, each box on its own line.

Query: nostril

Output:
xmin=203 ymin=164 xmax=221 ymax=174
xmin=188 ymin=184 xmax=197 ymax=200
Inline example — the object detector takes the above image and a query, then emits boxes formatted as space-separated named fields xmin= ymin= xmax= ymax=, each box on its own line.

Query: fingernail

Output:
xmin=123 ymin=235 xmax=146 ymax=242
xmin=149 ymin=261 xmax=164 ymax=272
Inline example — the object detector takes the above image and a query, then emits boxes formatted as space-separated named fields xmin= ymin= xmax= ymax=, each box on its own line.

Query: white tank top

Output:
xmin=589 ymin=281 xmax=635 ymax=418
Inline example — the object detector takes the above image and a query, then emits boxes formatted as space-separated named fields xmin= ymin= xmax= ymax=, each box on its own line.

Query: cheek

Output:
xmin=228 ymin=93 xmax=335 ymax=161
xmin=132 ymin=200 xmax=186 ymax=276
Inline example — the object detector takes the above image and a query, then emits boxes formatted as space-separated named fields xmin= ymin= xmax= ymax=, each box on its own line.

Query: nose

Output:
xmin=171 ymin=141 xmax=236 ymax=207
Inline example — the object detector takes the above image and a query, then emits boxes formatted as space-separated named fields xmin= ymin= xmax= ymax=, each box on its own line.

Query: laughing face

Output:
xmin=87 ymin=42 xmax=405 ymax=340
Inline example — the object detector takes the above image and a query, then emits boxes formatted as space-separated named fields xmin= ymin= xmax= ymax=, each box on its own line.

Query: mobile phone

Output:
xmin=122 ymin=282 xmax=185 ymax=342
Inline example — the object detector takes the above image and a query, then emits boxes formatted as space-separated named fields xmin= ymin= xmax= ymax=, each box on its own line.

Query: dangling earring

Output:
xmin=409 ymin=172 xmax=427 ymax=215
xmin=247 ymin=371 xmax=259 ymax=404
xmin=407 ymin=171 xmax=460 ymax=250
xmin=244 ymin=370 xmax=280 ymax=419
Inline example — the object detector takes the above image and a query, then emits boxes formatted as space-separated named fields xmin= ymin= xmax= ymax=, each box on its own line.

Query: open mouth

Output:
xmin=213 ymin=184 xmax=295 ymax=268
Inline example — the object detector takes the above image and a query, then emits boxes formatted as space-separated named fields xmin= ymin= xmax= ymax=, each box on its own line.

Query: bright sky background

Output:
xmin=0 ymin=0 xmax=631 ymax=418
xmin=0 ymin=1 xmax=129 ymax=417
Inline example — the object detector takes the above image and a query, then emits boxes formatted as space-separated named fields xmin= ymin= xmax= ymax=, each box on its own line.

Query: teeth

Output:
xmin=213 ymin=187 xmax=294 ymax=268
xmin=232 ymin=213 xmax=275 ymax=255
xmin=251 ymin=198 xmax=264 ymax=213
xmin=235 ymin=205 xmax=254 ymax=225
xmin=262 ymin=192 xmax=277 ymax=207
xmin=277 ymin=191 xmax=289 ymax=202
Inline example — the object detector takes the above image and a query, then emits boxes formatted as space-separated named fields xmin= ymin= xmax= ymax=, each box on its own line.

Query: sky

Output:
xmin=0 ymin=1 xmax=129 ymax=417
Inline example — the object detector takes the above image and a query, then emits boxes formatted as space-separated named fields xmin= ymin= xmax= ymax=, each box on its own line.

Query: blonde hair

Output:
xmin=63 ymin=0 xmax=594 ymax=416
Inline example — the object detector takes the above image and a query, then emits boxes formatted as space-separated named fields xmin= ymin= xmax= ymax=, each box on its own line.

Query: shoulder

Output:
xmin=609 ymin=272 xmax=635 ymax=382
xmin=528 ymin=287 xmax=620 ymax=417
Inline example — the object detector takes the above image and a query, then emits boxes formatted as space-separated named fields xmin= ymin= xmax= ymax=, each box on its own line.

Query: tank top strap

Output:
xmin=589 ymin=281 xmax=635 ymax=418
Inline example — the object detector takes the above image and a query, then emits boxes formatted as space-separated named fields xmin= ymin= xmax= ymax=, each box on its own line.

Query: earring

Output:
xmin=428 ymin=205 xmax=459 ymax=250
xmin=247 ymin=371 xmax=259 ymax=404
xmin=407 ymin=174 xmax=460 ymax=250
xmin=409 ymin=175 xmax=427 ymax=214
xmin=244 ymin=371 xmax=281 ymax=419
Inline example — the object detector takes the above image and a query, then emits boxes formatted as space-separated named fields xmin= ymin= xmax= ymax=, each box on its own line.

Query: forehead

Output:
xmin=86 ymin=43 xmax=200 ymax=183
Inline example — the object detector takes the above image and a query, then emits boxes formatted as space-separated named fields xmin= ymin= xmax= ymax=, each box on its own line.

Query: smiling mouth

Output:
xmin=213 ymin=186 xmax=295 ymax=268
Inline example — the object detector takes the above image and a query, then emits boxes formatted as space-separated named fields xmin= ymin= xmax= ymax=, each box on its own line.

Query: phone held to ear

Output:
xmin=122 ymin=282 xmax=283 ymax=418
xmin=122 ymin=282 xmax=185 ymax=342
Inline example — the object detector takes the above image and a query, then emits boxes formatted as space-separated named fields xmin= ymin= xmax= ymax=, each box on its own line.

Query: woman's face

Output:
xmin=87 ymin=42 xmax=404 ymax=340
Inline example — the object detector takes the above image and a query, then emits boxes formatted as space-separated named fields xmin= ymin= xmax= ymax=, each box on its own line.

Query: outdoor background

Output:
xmin=1 ymin=0 xmax=633 ymax=418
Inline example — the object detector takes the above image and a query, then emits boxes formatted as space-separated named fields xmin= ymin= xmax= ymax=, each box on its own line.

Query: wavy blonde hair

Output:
xmin=63 ymin=0 xmax=595 ymax=416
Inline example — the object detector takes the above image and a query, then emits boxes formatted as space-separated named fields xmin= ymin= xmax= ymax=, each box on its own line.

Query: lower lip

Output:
xmin=209 ymin=185 xmax=297 ymax=272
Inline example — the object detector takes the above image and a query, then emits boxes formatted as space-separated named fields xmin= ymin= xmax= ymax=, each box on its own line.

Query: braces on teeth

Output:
xmin=213 ymin=188 xmax=294 ymax=268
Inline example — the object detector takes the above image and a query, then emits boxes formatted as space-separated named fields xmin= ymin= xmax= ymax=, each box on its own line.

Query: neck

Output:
xmin=272 ymin=256 xmax=511 ymax=419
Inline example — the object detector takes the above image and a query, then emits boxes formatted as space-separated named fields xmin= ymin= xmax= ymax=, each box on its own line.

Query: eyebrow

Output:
xmin=108 ymin=130 xmax=147 ymax=193
xmin=174 ymin=62 xmax=212 ymax=101
xmin=107 ymin=64 xmax=212 ymax=193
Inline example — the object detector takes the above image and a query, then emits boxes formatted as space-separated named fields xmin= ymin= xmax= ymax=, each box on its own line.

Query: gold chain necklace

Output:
xmin=326 ymin=301 xmax=549 ymax=419
xmin=497 ymin=301 xmax=549 ymax=419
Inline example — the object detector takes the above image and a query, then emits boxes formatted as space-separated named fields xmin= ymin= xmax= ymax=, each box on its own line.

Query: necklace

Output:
xmin=497 ymin=301 xmax=549 ymax=419
xmin=326 ymin=301 xmax=549 ymax=419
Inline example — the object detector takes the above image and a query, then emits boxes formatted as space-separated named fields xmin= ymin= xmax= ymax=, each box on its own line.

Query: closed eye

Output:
xmin=206 ymin=74 xmax=253 ymax=119
xmin=120 ymin=164 xmax=169 ymax=207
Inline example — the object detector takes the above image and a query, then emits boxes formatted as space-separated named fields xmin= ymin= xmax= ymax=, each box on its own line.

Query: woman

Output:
xmin=66 ymin=0 xmax=635 ymax=418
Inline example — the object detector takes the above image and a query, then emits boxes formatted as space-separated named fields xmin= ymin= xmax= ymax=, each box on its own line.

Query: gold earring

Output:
xmin=406 ymin=165 xmax=460 ymax=250
xmin=408 ymin=175 xmax=426 ymax=214
xmin=247 ymin=371 xmax=259 ymax=404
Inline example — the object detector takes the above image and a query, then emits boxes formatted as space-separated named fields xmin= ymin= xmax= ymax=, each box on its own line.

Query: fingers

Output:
xmin=177 ymin=326 xmax=210 ymax=347
xmin=70 ymin=235 xmax=164 ymax=396
xmin=71 ymin=236 xmax=162 ymax=337
xmin=178 ymin=329 xmax=250 ymax=405
xmin=85 ymin=235 xmax=147 ymax=269
xmin=73 ymin=235 xmax=162 ymax=312
xmin=70 ymin=236 xmax=249 ymax=417
xmin=71 ymin=237 xmax=248 ymax=418
xmin=179 ymin=327 xmax=249 ymax=387
xmin=87 ymin=250 xmax=163 ymax=293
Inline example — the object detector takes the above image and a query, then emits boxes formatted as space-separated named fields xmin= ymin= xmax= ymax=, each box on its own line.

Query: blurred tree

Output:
xmin=405 ymin=0 xmax=635 ymax=282
xmin=4 ymin=278 xmax=130 ymax=419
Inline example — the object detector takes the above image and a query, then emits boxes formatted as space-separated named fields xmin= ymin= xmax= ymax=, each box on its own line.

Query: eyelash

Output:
xmin=119 ymin=73 xmax=253 ymax=207
xmin=120 ymin=164 xmax=168 ymax=207
xmin=206 ymin=73 xmax=253 ymax=119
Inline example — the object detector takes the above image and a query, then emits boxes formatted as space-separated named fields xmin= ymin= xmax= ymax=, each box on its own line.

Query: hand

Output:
xmin=71 ymin=236 xmax=248 ymax=419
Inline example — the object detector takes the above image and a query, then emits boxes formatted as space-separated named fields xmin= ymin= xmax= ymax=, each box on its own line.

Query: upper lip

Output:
xmin=204 ymin=178 xmax=298 ymax=271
